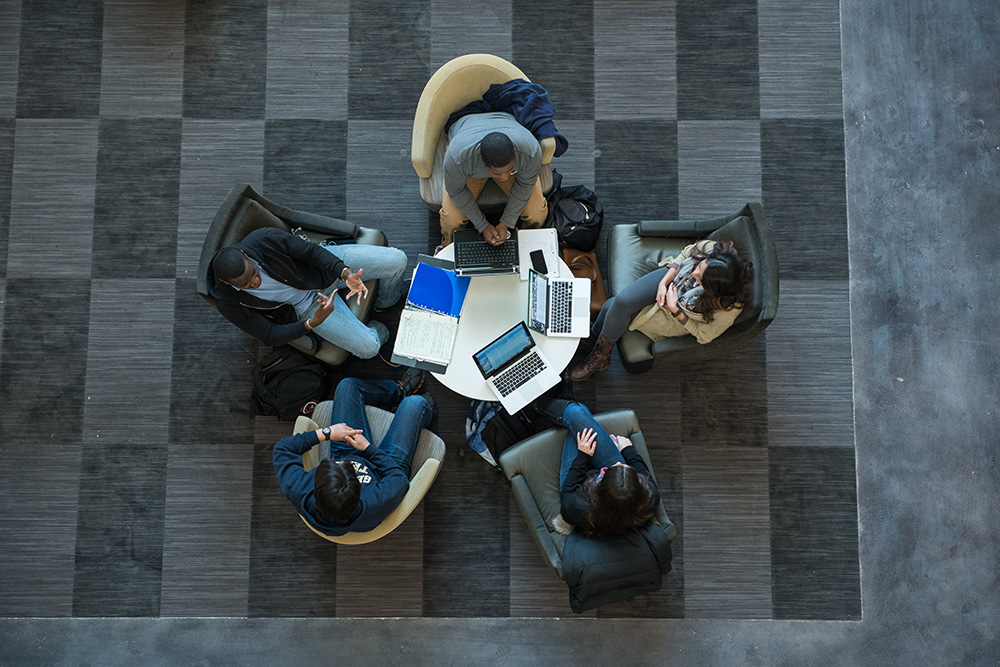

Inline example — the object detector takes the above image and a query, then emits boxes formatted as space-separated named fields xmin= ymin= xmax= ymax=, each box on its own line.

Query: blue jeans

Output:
xmin=327 ymin=377 xmax=433 ymax=476
xmin=302 ymin=245 xmax=407 ymax=358
xmin=536 ymin=399 xmax=626 ymax=489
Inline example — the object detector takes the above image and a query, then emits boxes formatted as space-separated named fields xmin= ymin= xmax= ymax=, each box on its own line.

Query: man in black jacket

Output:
xmin=206 ymin=228 xmax=407 ymax=359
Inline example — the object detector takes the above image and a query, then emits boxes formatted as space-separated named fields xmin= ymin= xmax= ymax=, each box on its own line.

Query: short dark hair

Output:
xmin=212 ymin=247 xmax=249 ymax=282
xmin=480 ymin=132 xmax=515 ymax=168
xmin=313 ymin=459 xmax=361 ymax=522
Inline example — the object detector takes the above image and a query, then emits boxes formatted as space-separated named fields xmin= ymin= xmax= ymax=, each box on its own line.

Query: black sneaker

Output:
xmin=421 ymin=392 xmax=438 ymax=423
xmin=396 ymin=367 xmax=426 ymax=397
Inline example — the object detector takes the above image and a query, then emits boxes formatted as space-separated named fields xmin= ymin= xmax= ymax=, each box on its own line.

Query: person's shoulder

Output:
xmin=242 ymin=227 xmax=289 ymax=246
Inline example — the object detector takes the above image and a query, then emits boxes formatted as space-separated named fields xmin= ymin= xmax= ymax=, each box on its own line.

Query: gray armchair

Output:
xmin=607 ymin=202 xmax=779 ymax=373
xmin=499 ymin=409 xmax=676 ymax=611
xmin=196 ymin=184 xmax=387 ymax=366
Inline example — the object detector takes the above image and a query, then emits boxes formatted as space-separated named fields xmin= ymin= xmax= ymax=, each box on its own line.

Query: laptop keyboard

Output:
xmin=493 ymin=350 xmax=547 ymax=397
xmin=549 ymin=281 xmax=573 ymax=333
xmin=456 ymin=238 xmax=517 ymax=268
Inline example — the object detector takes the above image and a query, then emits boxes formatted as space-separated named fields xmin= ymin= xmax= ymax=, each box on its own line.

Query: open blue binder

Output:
xmin=406 ymin=262 xmax=471 ymax=318
xmin=390 ymin=256 xmax=471 ymax=373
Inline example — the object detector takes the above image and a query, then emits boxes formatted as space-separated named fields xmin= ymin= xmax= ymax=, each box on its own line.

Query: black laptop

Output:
xmin=452 ymin=227 xmax=519 ymax=276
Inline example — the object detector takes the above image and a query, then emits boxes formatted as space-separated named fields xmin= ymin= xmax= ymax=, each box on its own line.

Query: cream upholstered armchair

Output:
xmin=292 ymin=400 xmax=446 ymax=545
xmin=411 ymin=53 xmax=557 ymax=211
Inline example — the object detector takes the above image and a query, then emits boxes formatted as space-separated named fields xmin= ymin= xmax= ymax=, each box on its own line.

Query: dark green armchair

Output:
xmin=196 ymin=184 xmax=387 ymax=366
xmin=607 ymin=202 xmax=779 ymax=373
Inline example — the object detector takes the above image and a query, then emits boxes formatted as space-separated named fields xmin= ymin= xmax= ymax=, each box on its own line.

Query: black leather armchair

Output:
xmin=196 ymin=184 xmax=387 ymax=366
xmin=607 ymin=202 xmax=779 ymax=373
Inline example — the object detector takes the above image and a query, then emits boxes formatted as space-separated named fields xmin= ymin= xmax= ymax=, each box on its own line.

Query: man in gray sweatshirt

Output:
xmin=440 ymin=112 xmax=548 ymax=246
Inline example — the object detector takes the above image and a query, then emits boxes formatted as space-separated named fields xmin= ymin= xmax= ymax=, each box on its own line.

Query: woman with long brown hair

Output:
xmin=570 ymin=239 xmax=753 ymax=381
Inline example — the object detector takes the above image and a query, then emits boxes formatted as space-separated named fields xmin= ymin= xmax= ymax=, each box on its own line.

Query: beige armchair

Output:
xmin=292 ymin=401 xmax=446 ymax=545
xmin=411 ymin=53 xmax=556 ymax=210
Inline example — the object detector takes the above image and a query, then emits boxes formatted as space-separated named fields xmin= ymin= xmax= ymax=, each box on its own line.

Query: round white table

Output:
xmin=430 ymin=245 xmax=581 ymax=401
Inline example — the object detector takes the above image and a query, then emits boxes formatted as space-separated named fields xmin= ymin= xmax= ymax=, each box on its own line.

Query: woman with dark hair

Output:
xmin=570 ymin=240 xmax=753 ymax=381
xmin=535 ymin=395 xmax=660 ymax=537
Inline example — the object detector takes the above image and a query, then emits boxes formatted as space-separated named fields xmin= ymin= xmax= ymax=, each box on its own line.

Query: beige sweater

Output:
xmin=627 ymin=240 xmax=743 ymax=345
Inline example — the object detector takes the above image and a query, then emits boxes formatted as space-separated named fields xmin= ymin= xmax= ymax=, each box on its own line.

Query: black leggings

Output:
xmin=593 ymin=266 xmax=670 ymax=342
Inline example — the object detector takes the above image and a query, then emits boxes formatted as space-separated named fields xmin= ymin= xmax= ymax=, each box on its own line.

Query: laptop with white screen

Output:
xmin=526 ymin=269 xmax=592 ymax=338
xmin=472 ymin=321 xmax=561 ymax=415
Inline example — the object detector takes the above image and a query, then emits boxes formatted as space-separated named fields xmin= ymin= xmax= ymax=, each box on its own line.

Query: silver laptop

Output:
xmin=526 ymin=269 xmax=592 ymax=338
xmin=472 ymin=321 xmax=561 ymax=415
xmin=453 ymin=227 xmax=519 ymax=276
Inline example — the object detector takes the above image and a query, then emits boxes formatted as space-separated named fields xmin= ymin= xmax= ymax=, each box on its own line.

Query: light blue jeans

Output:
xmin=302 ymin=245 xmax=407 ymax=359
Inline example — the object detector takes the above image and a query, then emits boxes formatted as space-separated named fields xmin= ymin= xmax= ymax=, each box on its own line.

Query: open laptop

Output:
xmin=472 ymin=321 xmax=561 ymax=415
xmin=453 ymin=227 xmax=519 ymax=276
xmin=527 ymin=269 xmax=592 ymax=338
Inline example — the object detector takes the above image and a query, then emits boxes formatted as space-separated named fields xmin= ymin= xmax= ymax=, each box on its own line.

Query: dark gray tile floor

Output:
xmin=1 ymin=0 xmax=998 ymax=663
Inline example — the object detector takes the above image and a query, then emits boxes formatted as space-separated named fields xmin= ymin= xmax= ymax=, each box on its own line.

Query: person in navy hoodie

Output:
xmin=273 ymin=369 xmax=433 ymax=536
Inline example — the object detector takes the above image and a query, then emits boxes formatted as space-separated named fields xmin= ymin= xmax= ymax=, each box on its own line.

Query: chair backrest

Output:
xmin=705 ymin=203 xmax=779 ymax=335
xmin=196 ymin=184 xmax=294 ymax=307
xmin=411 ymin=54 xmax=530 ymax=178
xmin=292 ymin=404 xmax=446 ymax=545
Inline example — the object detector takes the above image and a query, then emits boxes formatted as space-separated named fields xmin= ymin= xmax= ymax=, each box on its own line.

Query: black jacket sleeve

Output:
xmin=560 ymin=451 xmax=594 ymax=530
xmin=210 ymin=229 xmax=348 ymax=346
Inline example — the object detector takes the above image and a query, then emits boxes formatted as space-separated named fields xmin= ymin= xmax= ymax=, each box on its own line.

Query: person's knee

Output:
xmin=396 ymin=395 xmax=434 ymax=430
xmin=350 ymin=330 xmax=382 ymax=359
xmin=354 ymin=340 xmax=381 ymax=359
xmin=383 ymin=246 xmax=407 ymax=275
xmin=334 ymin=377 xmax=364 ymax=400
xmin=563 ymin=401 xmax=590 ymax=421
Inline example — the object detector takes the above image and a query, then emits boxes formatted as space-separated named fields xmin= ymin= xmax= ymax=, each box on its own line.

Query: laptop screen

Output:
xmin=528 ymin=270 xmax=548 ymax=329
xmin=473 ymin=322 xmax=535 ymax=377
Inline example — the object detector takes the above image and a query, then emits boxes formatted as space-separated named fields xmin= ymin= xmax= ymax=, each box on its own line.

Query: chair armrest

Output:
xmin=276 ymin=207 xmax=358 ymax=239
xmin=510 ymin=474 xmax=564 ymax=577
xmin=637 ymin=219 xmax=715 ymax=238
xmin=293 ymin=416 xmax=320 ymax=434
xmin=539 ymin=137 xmax=556 ymax=165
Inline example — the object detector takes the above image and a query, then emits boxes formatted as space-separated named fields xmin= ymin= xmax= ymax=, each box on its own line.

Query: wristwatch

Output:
xmin=321 ymin=426 xmax=332 ymax=438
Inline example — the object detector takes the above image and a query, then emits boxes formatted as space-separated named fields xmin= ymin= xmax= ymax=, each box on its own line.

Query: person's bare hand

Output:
xmin=659 ymin=282 xmax=680 ymax=315
xmin=576 ymin=428 xmax=597 ymax=456
xmin=344 ymin=268 xmax=368 ymax=305
xmin=610 ymin=434 xmax=632 ymax=452
xmin=328 ymin=423 xmax=362 ymax=442
xmin=494 ymin=222 xmax=509 ymax=244
xmin=656 ymin=277 xmax=670 ymax=309
xmin=346 ymin=432 xmax=371 ymax=452
xmin=310 ymin=290 xmax=337 ymax=327
xmin=482 ymin=223 xmax=509 ymax=246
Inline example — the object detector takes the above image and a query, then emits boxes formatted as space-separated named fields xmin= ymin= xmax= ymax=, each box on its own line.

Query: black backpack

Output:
xmin=546 ymin=184 xmax=604 ymax=251
xmin=466 ymin=400 xmax=535 ymax=469
xmin=251 ymin=346 xmax=333 ymax=421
